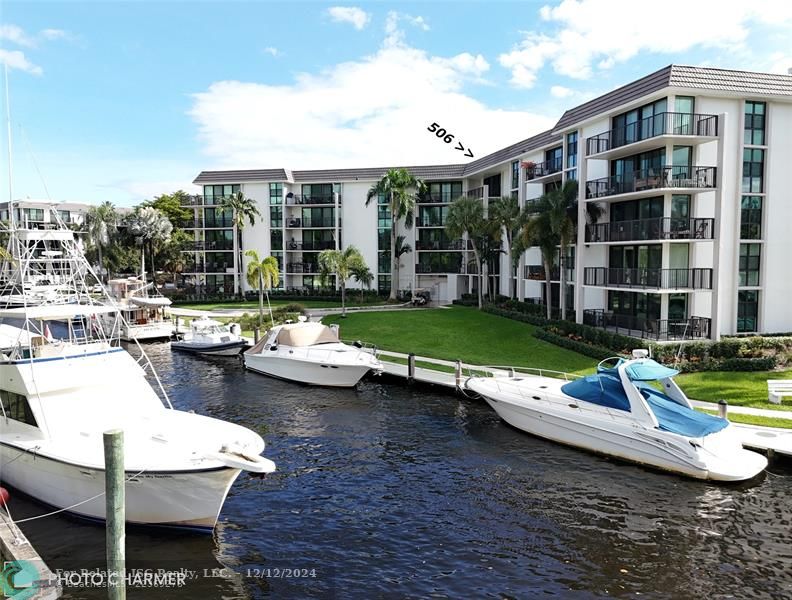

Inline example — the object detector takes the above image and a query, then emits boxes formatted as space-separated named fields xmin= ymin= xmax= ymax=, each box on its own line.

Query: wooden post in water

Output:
xmin=103 ymin=429 xmax=126 ymax=600
xmin=174 ymin=315 xmax=180 ymax=336
xmin=407 ymin=353 xmax=416 ymax=385
xmin=455 ymin=360 xmax=463 ymax=390
xmin=254 ymin=327 xmax=260 ymax=344
xmin=718 ymin=399 xmax=728 ymax=419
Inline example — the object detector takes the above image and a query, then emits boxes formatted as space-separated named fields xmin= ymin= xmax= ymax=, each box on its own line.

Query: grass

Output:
xmin=697 ymin=408 xmax=792 ymax=430
xmin=324 ymin=306 xmax=594 ymax=374
xmin=173 ymin=298 xmax=396 ymax=311
xmin=676 ymin=369 xmax=792 ymax=411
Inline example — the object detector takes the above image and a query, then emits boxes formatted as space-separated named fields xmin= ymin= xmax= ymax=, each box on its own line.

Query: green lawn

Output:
xmin=697 ymin=408 xmax=792 ymax=429
xmin=174 ymin=298 xmax=396 ymax=311
xmin=324 ymin=306 xmax=594 ymax=374
xmin=676 ymin=369 xmax=792 ymax=411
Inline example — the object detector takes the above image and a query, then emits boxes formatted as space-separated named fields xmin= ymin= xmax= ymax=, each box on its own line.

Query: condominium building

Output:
xmin=188 ymin=64 xmax=792 ymax=340
xmin=0 ymin=200 xmax=93 ymax=229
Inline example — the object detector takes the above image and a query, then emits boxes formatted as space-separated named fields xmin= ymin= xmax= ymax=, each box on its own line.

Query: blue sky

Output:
xmin=1 ymin=0 xmax=790 ymax=205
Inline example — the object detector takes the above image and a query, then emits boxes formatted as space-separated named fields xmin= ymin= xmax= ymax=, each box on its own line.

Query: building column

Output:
xmin=710 ymin=112 xmax=728 ymax=341
xmin=517 ymin=160 xmax=526 ymax=301
xmin=574 ymin=130 xmax=586 ymax=323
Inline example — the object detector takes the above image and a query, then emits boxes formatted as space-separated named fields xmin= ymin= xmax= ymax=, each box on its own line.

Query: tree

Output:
xmin=518 ymin=208 xmax=558 ymax=319
xmin=86 ymin=201 xmax=118 ymax=283
xmin=126 ymin=206 xmax=173 ymax=281
xmin=488 ymin=196 xmax=521 ymax=299
xmin=221 ymin=191 xmax=261 ymax=298
xmin=245 ymin=249 xmax=280 ymax=328
xmin=141 ymin=191 xmax=191 ymax=224
xmin=351 ymin=262 xmax=374 ymax=302
xmin=445 ymin=196 xmax=486 ymax=309
xmin=317 ymin=245 xmax=366 ymax=317
xmin=159 ymin=230 xmax=191 ymax=285
xmin=365 ymin=169 xmax=425 ymax=301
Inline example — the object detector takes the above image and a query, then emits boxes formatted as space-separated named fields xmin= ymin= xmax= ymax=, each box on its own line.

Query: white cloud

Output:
xmin=0 ymin=24 xmax=70 ymax=48
xmin=767 ymin=52 xmax=792 ymax=74
xmin=188 ymin=21 xmax=551 ymax=171
xmin=550 ymin=85 xmax=573 ymax=98
xmin=500 ymin=0 xmax=792 ymax=87
xmin=39 ymin=29 xmax=68 ymax=41
xmin=327 ymin=6 xmax=371 ymax=30
xmin=263 ymin=46 xmax=280 ymax=57
xmin=0 ymin=49 xmax=43 ymax=75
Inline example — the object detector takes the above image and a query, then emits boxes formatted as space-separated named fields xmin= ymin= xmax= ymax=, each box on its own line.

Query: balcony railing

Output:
xmin=179 ymin=194 xmax=209 ymax=206
xmin=416 ymin=263 xmax=464 ymax=274
xmin=586 ymin=217 xmax=715 ymax=243
xmin=585 ymin=112 xmax=719 ymax=156
xmin=583 ymin=309 xmax=712 ymax=341
xmin=286 ymin=217 xmax=336 ymax=228
xmin=418 ymin=192 xmax=457 ymax=204
xmin=286 ymin=241 xmax=335 ymax=251
xmin=181 ymin=240 xmax=234 ymax=251
xmin=286 ymin=262 xmax=320 ymax=274
xmin=204 ymin=218 xmax=235 ymax=228
xmin=416 ymin=239 xmax=468 ymax=251
xmin=584 ymin=267 xmax=713 ymax=289
xmin=524 ymin=265 xmax=575 ymax=281
xmin=585 ymin=166 xmax=716 ymax=199
xmin=285 ymin=194 xmax=338 ymax=205
xmin=525 ymin=157 xmax=563 ymax=181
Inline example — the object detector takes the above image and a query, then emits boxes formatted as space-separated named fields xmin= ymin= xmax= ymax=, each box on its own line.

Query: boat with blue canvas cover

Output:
xmin=465 ymin=350 xmax=767 ymax=481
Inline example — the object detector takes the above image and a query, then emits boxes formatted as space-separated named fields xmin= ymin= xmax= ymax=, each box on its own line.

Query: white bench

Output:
xmin=768 ymin=380 xmax=792 ymax=405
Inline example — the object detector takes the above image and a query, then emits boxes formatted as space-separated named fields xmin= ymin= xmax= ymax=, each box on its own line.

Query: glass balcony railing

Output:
xmin=585 ymin=112 xmax=719 ymax=155
xmin=583 ymin=309 xmax=711 ymax=341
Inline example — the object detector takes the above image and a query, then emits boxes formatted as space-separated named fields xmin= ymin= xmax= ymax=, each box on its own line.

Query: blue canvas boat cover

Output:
xmin=561 ymin=374 xmax=631 ymax=412
xmin=625 ymin=359 xmax=679 ymax=381
xmin=638 ymin=386 xmax=728 ymax=438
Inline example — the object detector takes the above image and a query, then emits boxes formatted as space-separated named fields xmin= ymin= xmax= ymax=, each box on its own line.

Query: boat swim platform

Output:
xmin=0 ymin=505 xmax=62 ymax=598
xmin=376 ymin=351 xmax=792 ymax=459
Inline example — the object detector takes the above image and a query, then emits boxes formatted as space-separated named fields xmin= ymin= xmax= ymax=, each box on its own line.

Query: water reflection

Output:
xmin=6 ymin=341 xmax=792 ymax=598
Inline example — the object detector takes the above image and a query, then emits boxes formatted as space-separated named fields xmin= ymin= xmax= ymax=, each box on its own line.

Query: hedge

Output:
xmin=533 ymin=328 xmax=614 ymax=360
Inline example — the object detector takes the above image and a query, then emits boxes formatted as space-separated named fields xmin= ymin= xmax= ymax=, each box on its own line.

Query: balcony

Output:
xmin=415 ymin=239 xmax=468 ymax=251
xmin=286 ymin=241 xmax=335 ymax=251
xmin=583 ymin=309 xmax=711 ymax=341
xmin=181 ymin=240 xmax=234 ymax=251
xmin=286 ymin=262 xmax=320 ymax=274
xmin=177 ymin=217 xmax=203 ymax=229
xmin=524 ymin=157 xmax=563 ymax=182
xmin=418 ymin=192 xmax=457 ymax=204
xmin=179 ymin=194 xmax=208 ymax=206
xmin=585 ymin=112 xmax=719 ymax=158
xmin=584 ymin=267 xmax=712 ymax=290
xmin=524 ymin=265 xmax=575 ymax=282
xmin=416 ymin=263 xmax=465 ymax=274
xmin=586 ymin=217 xmax=715 ymax=243
xmin=286 ymin=217 xmax=336 ymax=228
xmin=285 ymin=194 xmax=338 ymax=206
xmin=585 ymin=166 xmax=716 ymax=200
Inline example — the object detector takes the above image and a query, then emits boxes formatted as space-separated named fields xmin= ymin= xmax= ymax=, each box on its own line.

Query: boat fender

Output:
xmin=353 ymin=340 xmax=363 ymax=348
xmin=230 ymin=323 xmax=241 ymax=336
xmin=0 ymin=487 xmax=9 ymax=505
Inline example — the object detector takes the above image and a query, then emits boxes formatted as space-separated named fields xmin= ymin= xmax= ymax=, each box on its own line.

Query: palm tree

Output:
xmin=126 ymin=206 xmax=173 ymax=281
xmin=245 ymin=249 xmax=280 ymax=328
xmin=518 ymin=209 xmax=558 ymax=319
xmin=221 ymin=191 xmax=261 ymax=298
xmin=317 ymin=245 xmax=366 ymax=317
xmin=488 ymin=196 xmax=521 ymax=299
xmin=445 ymin=196 xmax=486 ymax=308
xmin=365 ymin=169 xmax=425 ymax=301
xmin=351 ymin=263 xmax=374 ymax=302
xmin=87 ymin=201 xmax=117 ymax=282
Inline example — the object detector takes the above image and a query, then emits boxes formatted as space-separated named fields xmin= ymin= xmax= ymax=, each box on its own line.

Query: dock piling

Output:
xmin=254 ymin=327 xmax=260 ymax=344
xmin=718 ymin=399 xmax=728 ymax=419
xmin=104 ymin=429 xmax=126 ymax=600
xmin=407 ymin=353 xmax=416 ymax=385
xmin=455 ymin=360 xmax=462 ymax=390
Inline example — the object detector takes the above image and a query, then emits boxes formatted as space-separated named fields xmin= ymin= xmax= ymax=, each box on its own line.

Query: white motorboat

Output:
xmin=101 ymin=277 xmax=173 ymax=341
xmin=0 ymin=214 xmax=276 ymax=531
xmin=465 ymin=350 xmax=767 ymax=482
xmin=171 ymin=317 xmax=249 ymax=356
xmin=243 ymin=318 xmax=383 ymax=387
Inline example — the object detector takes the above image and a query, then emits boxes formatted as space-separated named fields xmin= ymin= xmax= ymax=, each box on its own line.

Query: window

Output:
xmin=744 ymin=101 xmax=766 ymax=146
xmin=511 ymin=160 xmax=519 ymax=192
xmin=738 ymin=243 xmax=761 ymax=286
xmin=269 ymin=183 xmax=283 ymax=204
xmin=737 ymin=290 xmax=759 ymax=332
xmin=270 ymin=230 xmax=283 ymax=251
xmin=58 ymin=210 xmax=71 ymax=223
xmin=566 ymin=132 xmax=578 ymax=169
xmin=378 ymin=275 xmax=391 ymax=293
xmin=301 ymin=183 xmax=335 ymax=203
xmin=545 ymin=146 xmax=563 ymax=173
xmin=203 ymin=184 xmax=239 ymax=205
xmin=301 ymin=207 xmax=334 ymax=228
xmin=270 ymin=206 xmax=283 ymax=228
xmin=424 ymin=182 xmax=462 ymax=203
xmin=740 ymin=196 xmax=762 ymax=239
xmin=204 ymin=207 xmax=233 ymax=228
xmin=483 ymin=174 xmax=501 ymax=197
xmin=742 ymin=149 xmax=764 ymax=193
xmin=674 ymin=96 xmax=695 ymax=135
xmin=0 ymin=390 xmax=38 ymax=427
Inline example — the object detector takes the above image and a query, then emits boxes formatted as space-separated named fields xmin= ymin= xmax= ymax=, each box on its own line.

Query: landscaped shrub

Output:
xmin=533 ymin=328 xmax=614 ymax=360
xmin=720 ymin=357 xmax=777 ymax=371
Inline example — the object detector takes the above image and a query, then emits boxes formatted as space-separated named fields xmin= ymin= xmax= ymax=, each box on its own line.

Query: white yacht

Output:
xmin=0 ymin=217 xmax=276 ymax=531
xmin=171 ymin=317 xmax=249 ymax=356
xmin=101 ymin=277 xmax=173 ymax=341
xmin=243 ymin=318 xmax=383 ymax=387
xmin=465 ymin=350 xmax=767 ymax=482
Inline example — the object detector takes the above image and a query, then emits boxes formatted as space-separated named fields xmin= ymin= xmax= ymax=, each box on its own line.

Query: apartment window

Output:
xmin=0 ymin=390 xmax=38 ymax=427
xmin=270 ymin=206 xmax=283 ymax=228
xmin=301 ymin=207 xmax=334 ymax=228
xmin=58 ymin=210 xmax=71 ymax=223
xmin=16 ymin=208 xmax=44 ymax=223
xmin=204 ymin=207 xmax=233 ymax=228
xmin=269 ymin=183 xmax=283 ymax=204
xmin=0 ymin=209 xmax=7 ymax=221
xmin=740 ymin=196 xmax=762 ymax=239
xmin=418 ymin=205 xmax=448 ymax=227
xmin=737 ymin=290 xmax=759 ymax=332
xmin=425 ymin=182 xmax=462 ymax=203
xmin=545 ymin=146 xmax=563 ymax=172
xmin=566 ymin=169 xmax=577 ymax=181
xmin=511 ymin=160 xmax=519 ymax=192
xmin=742 ymin=149 xmax=764 ymax=193
xmin=203 ymin=184 xmax=239 ymax=205
xmin=377 ymin=252 xmax=391 ymax=273
xmin=205 ymin=229 xmax=233 ymax=250
xmin=744 ymin=101 xmax=766 ymax=146
xmin=378 ymin=204 xmax=392 ymax=228
xmin=738 ymin=243 xmax=761 ymax=287
xmin=566 ymin=132 xmax=578 ymax=168
xmin=301 ymin=183 xmax=335 ymax=203
xmin=270 ymin=230 xmax=283 ymax=251
xmin=377 ymin=275 xmax=391 ymax=293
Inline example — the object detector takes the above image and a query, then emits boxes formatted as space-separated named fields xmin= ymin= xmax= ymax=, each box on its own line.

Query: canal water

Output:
xmin=8 ymin=342 xmax=792 ymax=599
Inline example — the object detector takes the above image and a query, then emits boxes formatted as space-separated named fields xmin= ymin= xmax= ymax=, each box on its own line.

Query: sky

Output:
xmin=1 ymin=0 xmax=790 ymax=206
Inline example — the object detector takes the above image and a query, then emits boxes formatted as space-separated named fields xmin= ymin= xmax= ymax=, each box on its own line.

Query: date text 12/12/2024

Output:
xmin=427 ymin=122 xmax=474 ymax=158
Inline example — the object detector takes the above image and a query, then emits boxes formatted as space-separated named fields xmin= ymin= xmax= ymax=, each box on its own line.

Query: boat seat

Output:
xmin=638 ymin=386 xmax=727 ymax=438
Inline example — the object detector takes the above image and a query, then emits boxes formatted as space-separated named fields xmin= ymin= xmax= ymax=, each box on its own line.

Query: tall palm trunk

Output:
xmin=389 ymin=191 xmax=398 ymax=301
xmin=237 ymin=227 xmax=244 ymax=299
xmin=471 ymin=244 xmax=483 ymax=309
xmin=97 ymin=243 xmax=104 ymax=283
xmin=341 ymin=282 xmax=347 ymax=316
xmin=258 ymin=271 xmax=264 ymax=327
xmin=559 ymin=238 xmax=568 ymax=321
xmin=543 ymin=255 xmax=552 ymax=320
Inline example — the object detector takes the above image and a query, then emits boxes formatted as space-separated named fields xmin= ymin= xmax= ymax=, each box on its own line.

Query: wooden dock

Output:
xmin=0 ymin=505 xmax=61 ymax=598
xmin=377 ymin=350 xmax=792 ymax=459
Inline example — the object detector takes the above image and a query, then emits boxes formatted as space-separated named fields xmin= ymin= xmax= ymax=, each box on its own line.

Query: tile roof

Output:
xmin=192 ymin=169 xmax=290 ymax=184
xmin=460 ymin=129 xmax=562 ymax=176
xmin=554 ymin=64 xmax=792 ymax=131
xmin=291 ymin=164 xmax=466 ymax=182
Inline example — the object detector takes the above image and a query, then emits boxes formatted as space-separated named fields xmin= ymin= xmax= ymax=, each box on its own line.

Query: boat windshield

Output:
xmin=561 ymin=374 xmax=631 ymax=411
xmin=598 ymin=358 xmax=679 ymax=381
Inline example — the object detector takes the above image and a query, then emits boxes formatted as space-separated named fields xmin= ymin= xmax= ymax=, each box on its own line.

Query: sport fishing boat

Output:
xmin=0 ymin=212 xmax=276 ymax=531
xmin=171 ymin=317 xmax=249 ymax=356
xmin=465 ymin=350 xmax=767 ymax=481
xmin=243 ymin=317 xmax=383 ymax=387
xmin=101 ymin=276 xmax=173 ymax=341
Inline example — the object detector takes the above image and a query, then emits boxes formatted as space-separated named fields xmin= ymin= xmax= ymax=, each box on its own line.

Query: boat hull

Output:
xmin=244 ymin=354 xmax=372 ymax=387
xmin=0 ymin=442 xmax=240 ymax=530
xmin=469 ymin=381 xmax=766 ymax=482
xmin=171 ymin=340 xmax=248 ymax=356
xmin=120 ymin=322 xmax=174 ymax=342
